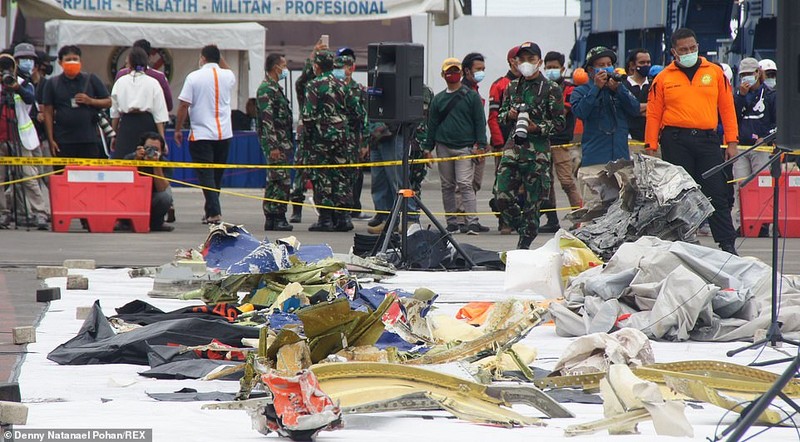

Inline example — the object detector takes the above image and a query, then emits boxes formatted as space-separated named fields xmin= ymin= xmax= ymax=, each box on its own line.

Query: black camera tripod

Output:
xmin=0 ymin=87 xmax=31 ymax=230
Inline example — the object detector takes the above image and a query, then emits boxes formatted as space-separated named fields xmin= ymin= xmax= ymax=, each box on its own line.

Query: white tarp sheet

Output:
xmin=22 ymin=0 xmax=456 ymax=22
xmin=43 ymin=20 xmax=265 ymax=108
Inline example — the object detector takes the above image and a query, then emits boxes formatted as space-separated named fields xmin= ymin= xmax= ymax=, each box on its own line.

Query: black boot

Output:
xmin=335 ymin=212 xmax=354 ymax=232
xmin=289 ymin=204 xmax=302 ymax=223
xmin=517 ymin=234 xmax=536 ymax=250
xmin=309 ymin=209 xmax=334 ymax=232
xmin=719 ymin=241 xmax=738 ymax=256
xmin=539 ymin=211 xmax=561 ymax=233
xmin=272 ymin=214 xmax=294 ymax=231
xmin=263 ymin=214 xmax=274 ymax=231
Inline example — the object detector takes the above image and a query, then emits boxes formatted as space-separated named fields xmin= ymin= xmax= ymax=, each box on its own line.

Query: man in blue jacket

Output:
xmin=570 ymin=46 xmax=640 ymax=209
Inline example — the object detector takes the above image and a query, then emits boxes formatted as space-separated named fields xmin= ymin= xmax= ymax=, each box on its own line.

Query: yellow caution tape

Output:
xmin=0 ymin=169 xmax=61 ymax=186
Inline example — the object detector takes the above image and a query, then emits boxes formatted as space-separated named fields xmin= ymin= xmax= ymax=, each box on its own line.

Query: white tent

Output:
xmin=44 ymin=20 xmax=266 ymax=112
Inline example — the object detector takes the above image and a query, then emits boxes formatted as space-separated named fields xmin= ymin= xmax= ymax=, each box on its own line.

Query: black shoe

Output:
xmin=334 ymin=213 xmax=354 ymax=232
xmin=458 ymin=223 xmax=467 ymax=234
xmin=517 ymin=235 xmax=536 ymax=250
xmin=272 ymin=215 xmax=294 ymax=231
xmin=309 ymin=210 xmax=334 ymax=232
xmin=264 ymin=215 xmax=274 ymax=231
xmin=289 ymin=205 xmax=302 ymax=223
xmin=719 ymin=242 xmax=738 ymax=256
xmin=151 ymin=224 xmax=175 ymax=232
xmin=758 ymin=224 xmax=770 ymax=238
xmin=538 ymin=222 xmax=560 ymax=233
xmin=166 ymin=206 xmax=176 ymax=223
xmin=446 ymin=223 xmax=460 ymax=233
xmin=367 ymin=216 xmax=385 ymax=227
xmin=466 ymin=223 xmax=489 ymax=235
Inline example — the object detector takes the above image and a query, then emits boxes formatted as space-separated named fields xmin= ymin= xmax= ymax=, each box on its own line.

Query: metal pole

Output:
xmin=426 ymin=12 xmax=432 ymax=84
xmin=448 ymin=0 xmax=454 ymax=57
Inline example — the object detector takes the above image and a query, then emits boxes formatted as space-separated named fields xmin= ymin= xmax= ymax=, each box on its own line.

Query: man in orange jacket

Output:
xmin=645 ymin=27 xmax=739 ymax=255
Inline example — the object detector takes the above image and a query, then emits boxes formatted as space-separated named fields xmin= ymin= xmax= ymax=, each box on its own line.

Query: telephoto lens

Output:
xmin=514 ymin=103 xmax=530 ymax=144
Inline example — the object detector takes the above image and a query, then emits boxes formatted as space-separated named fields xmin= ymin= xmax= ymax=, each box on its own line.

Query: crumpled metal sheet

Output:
xmin=571 ymin=154 xmax=714 ymax=260
xmin=551 ymin=328 xmax=655 ymax=377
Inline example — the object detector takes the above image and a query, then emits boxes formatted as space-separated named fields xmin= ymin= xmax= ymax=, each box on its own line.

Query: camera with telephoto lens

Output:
xmin=144 ymin=146 xmax=159 ymax=160
xmin=0 ymin=56 xmax=16 ymax=87
xmin=513 ymin=103 xmax=531 ymax=144
xmin=610 ymin=71 xmax=626 ymax=82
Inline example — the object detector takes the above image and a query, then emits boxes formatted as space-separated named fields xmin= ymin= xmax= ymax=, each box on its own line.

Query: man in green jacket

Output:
xmin=422 ymin=58 xmax=488 ymax=235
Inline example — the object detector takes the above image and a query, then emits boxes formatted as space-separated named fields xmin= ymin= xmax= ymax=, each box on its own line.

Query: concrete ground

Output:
xmin=1 ymin=166 xmax=797 ymax=382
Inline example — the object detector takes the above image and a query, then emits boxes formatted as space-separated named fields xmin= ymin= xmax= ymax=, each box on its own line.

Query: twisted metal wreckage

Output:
xmin=43 ymin=164 xmax=800 ymax=440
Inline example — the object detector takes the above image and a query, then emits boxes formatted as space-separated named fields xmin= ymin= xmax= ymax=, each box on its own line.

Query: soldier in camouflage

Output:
xmin=256 ymin=53 xmax=293 ymax=232
xmin=495 ymin=41 xmax=565 ymax=249
xmin=302 ymin=49 xmax=352 ymax=232
xmin=333 ymin=48 xmax=369 ymax=231
xmin=410 ymin=85 xmax=434 ymax=196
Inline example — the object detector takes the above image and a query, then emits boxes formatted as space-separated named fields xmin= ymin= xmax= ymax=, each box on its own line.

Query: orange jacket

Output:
xmin=645 ymin=57 xmax=738 ymax=147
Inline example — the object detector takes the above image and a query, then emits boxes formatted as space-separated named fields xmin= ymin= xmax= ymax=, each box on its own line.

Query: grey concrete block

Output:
xmin=63 ymin=259 xmax=96 ymax=270
xmin=11 ymin=327 xmax=35 ymax=345
xmin=0 ymin=384 xmax=20 ymax=403
xmin=0 ymin=402 xmax=28 ymax=425
xmin=66 ymin=275 xmax=89 ymax=290
xmin=76 ymin=306 xmax=93 ymax=320
xmin=36 ymin=266 xmax=67 ymax=279
xmin=36 ymin=287 xmax=61 ymax=302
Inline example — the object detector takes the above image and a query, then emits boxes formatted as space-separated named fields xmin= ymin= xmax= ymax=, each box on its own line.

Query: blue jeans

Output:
xmin=370 ymin=125 xmax=419 ymax=221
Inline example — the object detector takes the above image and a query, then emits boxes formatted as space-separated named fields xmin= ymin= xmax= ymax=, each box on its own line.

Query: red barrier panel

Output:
xmin=739 ymin=171 xmax=800 ymax=238
xmin=50 ymin=166 xmax=152 ymax=233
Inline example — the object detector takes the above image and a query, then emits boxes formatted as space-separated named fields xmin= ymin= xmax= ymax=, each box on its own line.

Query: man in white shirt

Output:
xmin=174 ymin=45 xmax=236 ymax=224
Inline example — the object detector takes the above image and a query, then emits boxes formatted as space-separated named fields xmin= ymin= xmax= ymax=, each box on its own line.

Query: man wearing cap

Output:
xmin=423 ymin=57 xmax=488 ymax=235
xmin=570 ymin=45 xmax=640 ymax=211
xmin=302 ymin=49 xmax=351 ymax=232
xmin=495 ymin=41 xmax=565 ymax=249
xmin=334 ymin=48 xmax=369 ymax=231
xmin=759 ymin=59 xmax=777 ymax=90
xmin=646 ymin=27 xmax=739 ymax=255
xmin=0 ymin=44 xmax=48 ymax=229
xmin=731 ymin=57 xmax=776 ymax=234
xmin=487 ymin=46 xmax=521 ymax=233
xmin=256 ymin=52 xmax=293 ymax=232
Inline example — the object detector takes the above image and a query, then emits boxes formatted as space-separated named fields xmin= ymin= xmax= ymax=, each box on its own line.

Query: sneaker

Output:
xmin=446 ymin=223 xmax=460 ymax=234
xmin=465 ymin=224 xmax=486 ymax=235
xmin=367 ymin=216 xmax=385 ymax=227
xmin=458 ymin=223 xmax=467 ymax=234
xmin=698 ymin=222 xmax=711 ymax=237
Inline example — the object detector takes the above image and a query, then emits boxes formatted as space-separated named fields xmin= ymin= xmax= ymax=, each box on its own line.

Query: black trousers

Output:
xmin=188 ymin=139 xmax=230 ymax=218
xmin=660 ymin=126 xmax=737 ymax=244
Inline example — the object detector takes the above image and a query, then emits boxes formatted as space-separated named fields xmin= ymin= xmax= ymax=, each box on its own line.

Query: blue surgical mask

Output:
xmin=279 ymin=68 xmax=289 ymax=80
xmin=544 ymin=68 xmax=561 ymax=81
xmin=473 ymin=71 xmax=485 ymax=83
xmin=594 ymin=66 xmax=615 ymax=75
xmin=764 ymin=78 xmax=776 ymax=89
xmin=18 ymin=59 xmax=34 ymax=74
xmin=333 ymin=68 xmax=346 ymax=80
xmin=678 ymin=51 xmax=699 ymax=68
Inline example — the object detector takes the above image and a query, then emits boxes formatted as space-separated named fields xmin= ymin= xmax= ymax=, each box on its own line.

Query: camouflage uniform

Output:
xmin=256 ymin=77 xmax=293 ymax=216
xmin=289 ymin=59 xmax=316 ymax=218
xmin=337 ymin=55 xmax=369 ymax=206
xmin=494 ymin=74 xmax=565 ymax=240
xmin=302 ymin=51 xmax=351 ymax=210
xmin=409 ymin=86 xmax=434 ymax=194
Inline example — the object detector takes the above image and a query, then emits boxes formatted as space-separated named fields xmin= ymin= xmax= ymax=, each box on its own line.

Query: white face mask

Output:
xmin=518 ymin=62 xmax=538 ymax=78
xmin=764 ymin=78 xmax=776 ymax=89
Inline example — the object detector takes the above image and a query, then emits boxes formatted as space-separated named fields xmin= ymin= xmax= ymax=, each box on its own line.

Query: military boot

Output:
xmin=289 ymin=204 xmax=302 ymax=223
xmin=272 ymin=214 xmax=294 ymax=231
xmin=309 ymin=209 xmax=334 ymax=232
xmin=263 ymin=214 xmax=275 ymax=231
xmin=517 ymin=234 xmax=536 ymax=250
xmin=335 ymin=212 xmax=354 ymax=232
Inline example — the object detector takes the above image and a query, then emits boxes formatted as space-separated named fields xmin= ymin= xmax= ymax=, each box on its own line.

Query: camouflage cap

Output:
xmin=585 ymin=46 xmax=617 ymax=68
xmin=334 ymin=55 xmax=355 ymax=67
xmin=314 ymin=50 xmax=334 ymax=65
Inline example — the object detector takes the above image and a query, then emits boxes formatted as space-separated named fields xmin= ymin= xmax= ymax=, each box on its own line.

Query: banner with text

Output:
xmin=20 ymin=0 xmax=452 ymax=22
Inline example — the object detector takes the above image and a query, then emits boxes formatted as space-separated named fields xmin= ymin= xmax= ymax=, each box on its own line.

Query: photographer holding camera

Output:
xmin=570 ymin=45 xmax=640 ymax=210
xmin=494 ymin=41 xmax=566 ymax=250
xmin=0 ymin=48 xmax=49 ymax=229
xmin=123 ymin=132 xmax=173 ymax=232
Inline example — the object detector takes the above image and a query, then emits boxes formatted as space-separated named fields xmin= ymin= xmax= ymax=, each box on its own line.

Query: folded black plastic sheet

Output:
xmin=113 ymin=300 xmax=239 ymax=325
xmin=146 ymin=388 xmax=269 ymax=402
xmin=446 ymin=243 xmax=504 ymax=270
xmin=145 ymin=344 xmax=200 ymax=367
xmin=139 ymin=360 xmax=242 ymax=380
xmin=47 ymin=302 xmax=260 ymax=365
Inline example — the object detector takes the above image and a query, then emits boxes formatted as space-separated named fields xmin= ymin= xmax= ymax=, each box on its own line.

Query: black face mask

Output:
xmin=636 ymin=65 xmax=651 ymax=78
